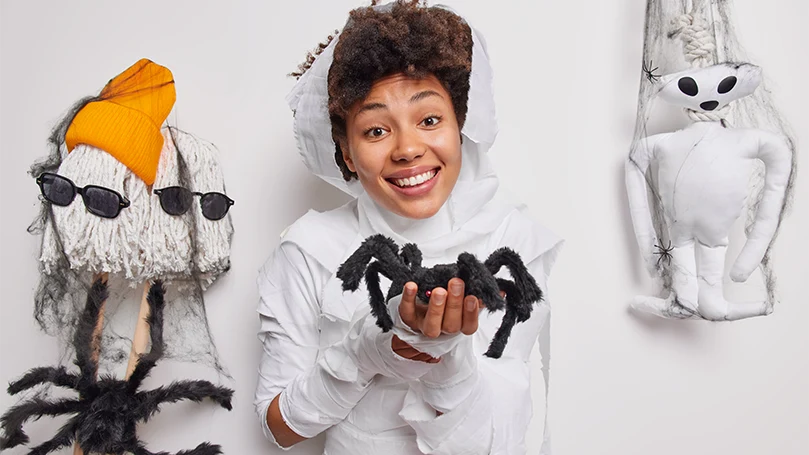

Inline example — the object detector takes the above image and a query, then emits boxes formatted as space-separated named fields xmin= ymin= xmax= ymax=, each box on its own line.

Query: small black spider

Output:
xmin=643 ymin=60 xmax=661 ymax=83
xmin=336 ymin=234 xmax=543 ymax=359
xmin=654 ymin=240 xmax=674 ymax=267
xmin=0 ymin=278 xmax=233 ymax=455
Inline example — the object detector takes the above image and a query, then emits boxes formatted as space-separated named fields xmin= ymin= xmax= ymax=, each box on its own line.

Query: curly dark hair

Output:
xmin=294 ymin=0 xmax=473 ymax=181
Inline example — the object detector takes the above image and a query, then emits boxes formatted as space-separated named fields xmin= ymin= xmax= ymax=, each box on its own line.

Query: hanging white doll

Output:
xmin=626 ymin=0 xmax=797 ymax=320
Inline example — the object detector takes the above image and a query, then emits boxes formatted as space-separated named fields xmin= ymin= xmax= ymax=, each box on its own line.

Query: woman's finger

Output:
xmin=422 ymin=288 xmax=447 ymax=338
xmin=399 ymin=282 xmax=418 ymax=330
xmin=442 ymin=278 xmax=465 ymax=334
xmin=461 ymin=295 xmax=480 ymax=335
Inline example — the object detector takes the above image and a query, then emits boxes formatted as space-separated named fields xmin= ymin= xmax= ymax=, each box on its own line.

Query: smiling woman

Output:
xmin=340 ymin=73 xmax=463 ymax=219
xmin=254 ymin=1 xmax=563 ymax=454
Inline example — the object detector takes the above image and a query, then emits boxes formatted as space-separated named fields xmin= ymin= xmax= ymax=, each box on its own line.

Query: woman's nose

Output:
xmin=391 ymin=128 xmax=425 ymax=162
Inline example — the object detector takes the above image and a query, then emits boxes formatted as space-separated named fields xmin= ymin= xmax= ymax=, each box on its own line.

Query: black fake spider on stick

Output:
xmin=337 ymin=234 xmax=543 ymax=359
xmin=0 ymin=278 xmax=233 ymax=455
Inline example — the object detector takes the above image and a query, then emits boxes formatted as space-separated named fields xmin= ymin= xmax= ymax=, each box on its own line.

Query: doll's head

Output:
xmin=658 ymin=62 xmax=762 ymax=113
xmin=316 ymin=0 xmax=473 ymax=219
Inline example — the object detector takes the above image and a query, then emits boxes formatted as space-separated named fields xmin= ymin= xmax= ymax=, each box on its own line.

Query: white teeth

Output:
xmin=393 ymin=170 xmax=436 ymax=188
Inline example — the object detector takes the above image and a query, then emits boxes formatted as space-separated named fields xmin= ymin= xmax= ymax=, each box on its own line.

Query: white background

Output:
xmin=1 ymin=1 xmax=806 ymax=454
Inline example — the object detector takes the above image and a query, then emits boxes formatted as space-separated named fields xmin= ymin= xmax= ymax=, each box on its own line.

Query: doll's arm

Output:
xmin=730 ymin=130 xmax=792 ymax=282
xmin=625 ymin=133 xmax=669 ymax=275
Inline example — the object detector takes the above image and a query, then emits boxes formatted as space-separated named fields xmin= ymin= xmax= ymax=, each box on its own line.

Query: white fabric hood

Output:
xmin=285 ymin=3 xmax=500 ymax=234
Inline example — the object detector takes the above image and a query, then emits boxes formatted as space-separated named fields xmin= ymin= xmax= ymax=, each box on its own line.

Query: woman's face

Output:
xmin=341 ymin=72 xmax=462 ymax=220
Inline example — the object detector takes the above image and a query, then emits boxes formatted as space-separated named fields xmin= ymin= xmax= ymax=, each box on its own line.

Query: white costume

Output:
xmin=254 ymin=5 xmax=562 ymax=454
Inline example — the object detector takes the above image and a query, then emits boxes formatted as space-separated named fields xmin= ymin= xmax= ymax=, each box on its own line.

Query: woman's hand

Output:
xmin=401 ymin=278 xmax=482 ymax=338
xmin=393 ymin=278 xmax=483 ymax=363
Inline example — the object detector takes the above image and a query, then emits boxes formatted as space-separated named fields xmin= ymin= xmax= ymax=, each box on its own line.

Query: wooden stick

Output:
xmin=125 ymin=281 xmax=153 ymax=379
xmin=73 ymin=272 xmax=108 ymax=455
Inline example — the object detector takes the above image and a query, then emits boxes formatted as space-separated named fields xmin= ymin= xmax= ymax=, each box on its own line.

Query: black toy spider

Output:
xmin=654 ymin=240 xmax=674 ymax=267
xmin=0 ymin=278 xmax=233 ymax=455
xmin=336 ymin=234 xmax=543 ymax=359
xmin=643 ymin=60 xmax=662 ymax=83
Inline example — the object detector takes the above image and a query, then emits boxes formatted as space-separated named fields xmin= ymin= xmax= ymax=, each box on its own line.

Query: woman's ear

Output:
xmin=339 ymin=139 xmax=357 ymax=173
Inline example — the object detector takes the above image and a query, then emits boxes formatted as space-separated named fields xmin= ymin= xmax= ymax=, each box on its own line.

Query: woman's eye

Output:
xmin=365 ymin=127 xmax=385 ymax=138
xmin=421 ymin=116 xmax=441 ymax=127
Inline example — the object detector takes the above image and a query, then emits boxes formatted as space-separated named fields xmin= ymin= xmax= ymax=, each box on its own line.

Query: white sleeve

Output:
xmin=398 ymin=252 xmax=555 ymax=455
xmin=255 ymin=242 xmax=435 ymax=446
xmin=256 ymin=242 xmax=380 ymax=445
xmin=253 ymin=242 xmax=324 ymax=447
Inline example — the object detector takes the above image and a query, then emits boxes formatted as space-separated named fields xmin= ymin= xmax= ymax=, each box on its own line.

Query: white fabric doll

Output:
xmin=625 ymin=0 xmax=796 ymax=320
xmin=254 ymin=2 xmax=562 ymax=454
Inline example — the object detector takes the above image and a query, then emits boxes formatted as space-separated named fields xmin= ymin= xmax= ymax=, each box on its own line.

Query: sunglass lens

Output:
xmin=200 ymin=193 xmax=231 ymax=220
xmin=159 ymin=187 xmax=193 ymax=216
xmin=40 ymin=174 xmax=76 ymax=206
xmin=82 ymin=186 xmax=122 ymax=218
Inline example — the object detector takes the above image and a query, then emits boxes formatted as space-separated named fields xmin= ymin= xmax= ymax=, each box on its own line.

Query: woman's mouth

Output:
xmin=386 ymin=168 xmax=440 ymax=196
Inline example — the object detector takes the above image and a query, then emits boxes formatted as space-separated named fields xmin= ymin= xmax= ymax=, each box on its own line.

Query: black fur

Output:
xmin=336 ymin=234 xmax=543 ymax=359
xmin=0 ymin=278 xmax=233 ymax=455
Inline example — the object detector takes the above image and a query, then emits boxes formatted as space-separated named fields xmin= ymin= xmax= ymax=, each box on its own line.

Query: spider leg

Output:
xmin=174 ymin=442 xmax=223 ymax=455
xmin=484 ymin=309 xmax=517 ymax=360
xmin=0 ymin=398 xmax=81 ymax=449
xmin=337 ymin=234 xmax=408 ymax=292
xmin=133 ymin=441 xmax=223 ymax=455
xmin=128 ymin=281 xmax=167 ymax=392
xmin=136 ymin=380 xmax=233 ymax=422
xmin=7 ymin=366 xmax=81 ymax=395
xmin=26 ymin=419 xmax=79 ymax=455
xmin=400 ymin=243 xmax=423 ymax=268
xmin=484 ymin=279 xmax=525 ymax=359
xmin=73 ymin=277 xmax=109 ymax=384
xmin=365 ymin=261 xmax=395 ymax=331
xmin=456 ymin=253 xmax=503 ymax=311
xmin=484 ymin=248 xmax=543 ymax=304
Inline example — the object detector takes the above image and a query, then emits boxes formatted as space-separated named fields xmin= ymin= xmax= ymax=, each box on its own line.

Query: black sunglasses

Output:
xmin=36 ymin=173 xmax=131 ymax=219
xmin=153 ymin=186 xmax=234 ymax=221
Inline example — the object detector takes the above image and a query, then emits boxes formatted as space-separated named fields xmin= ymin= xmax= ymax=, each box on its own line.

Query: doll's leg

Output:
xmin=695 ymin=241 xmax=769 ymax=321
xmin=631 ymin=242 xmax=699 ymax=319
xmin=26 ymin=420 xmax=78 ymax=455
xmin=136 ymin=380 xmax=233 ymax=421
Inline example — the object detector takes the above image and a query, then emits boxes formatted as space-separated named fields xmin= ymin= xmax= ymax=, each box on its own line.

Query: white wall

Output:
xmin=1 ymin=1 xmax=806 ymax=454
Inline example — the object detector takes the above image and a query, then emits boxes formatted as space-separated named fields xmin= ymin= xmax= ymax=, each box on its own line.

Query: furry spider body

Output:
xmin=337 ymin=234 xmax=542 ymax=359
xmin=0 ymin=278 xmax=233 ymax=455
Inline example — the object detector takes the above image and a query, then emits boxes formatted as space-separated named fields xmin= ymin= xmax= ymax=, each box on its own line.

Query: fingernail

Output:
xmin=405 ymin=284 xmax=416 ymax=296
xmin=450 ymin=282 xmax=463 ymax=296
xmin=434 ymin=290 xmax=446 ymax=305
xmin=465 ymin=297 xmax=476 ymax=311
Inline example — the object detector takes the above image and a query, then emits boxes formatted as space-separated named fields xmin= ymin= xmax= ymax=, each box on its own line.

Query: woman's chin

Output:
xmin=387 ymin=198 xmax=445 ymax=220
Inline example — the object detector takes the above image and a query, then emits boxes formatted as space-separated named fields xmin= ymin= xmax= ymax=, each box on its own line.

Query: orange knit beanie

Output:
xmin=65 ymin=59 xmax=176 ymax=185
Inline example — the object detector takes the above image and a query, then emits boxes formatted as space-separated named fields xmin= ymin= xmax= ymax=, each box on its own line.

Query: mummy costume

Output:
xmin=254 ymin=3 xmax=562 ymax=454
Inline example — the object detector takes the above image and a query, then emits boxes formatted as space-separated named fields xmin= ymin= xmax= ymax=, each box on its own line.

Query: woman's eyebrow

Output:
xmin=355 ymin=102 xmax=387 ymax=117
xmin=410 ymin=90 xmax=442 ymax=103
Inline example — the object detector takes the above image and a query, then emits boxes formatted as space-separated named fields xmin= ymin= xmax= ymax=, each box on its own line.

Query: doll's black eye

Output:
xmin=678 ymin=77 xmax=699 ymax=96
xmin=718 ymin=76 xmax=737 ymax=94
